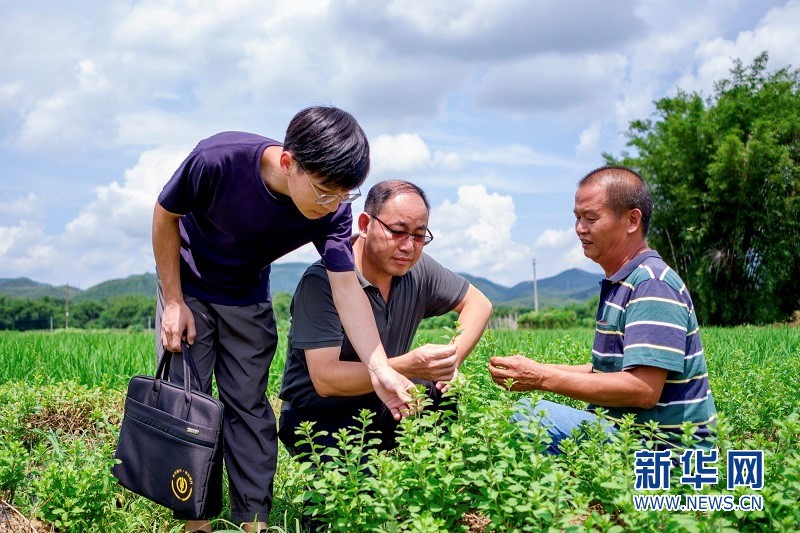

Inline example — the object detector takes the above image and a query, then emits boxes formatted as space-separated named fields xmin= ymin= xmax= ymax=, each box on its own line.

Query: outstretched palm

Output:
xmin=370 ymin=367 xmax=416 ymax=420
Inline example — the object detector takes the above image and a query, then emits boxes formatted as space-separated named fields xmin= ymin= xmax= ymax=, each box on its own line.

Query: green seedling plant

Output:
xmin=440 ymin=320 xmax=465 ymax=389
xmin=1 ymin=327 xmax=800 ymax=530
xmin=441 ymin=320 xmax=464 ymax=344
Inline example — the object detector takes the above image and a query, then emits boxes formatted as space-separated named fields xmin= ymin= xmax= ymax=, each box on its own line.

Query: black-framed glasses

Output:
xmin=367 ymin=212 xmax=434 ymax=246
xmin=297 ymin=162 xmax=361 ymax=205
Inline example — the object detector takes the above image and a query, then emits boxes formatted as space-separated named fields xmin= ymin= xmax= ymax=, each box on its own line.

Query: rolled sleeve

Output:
xmin=291 ymin=269 xmax=345 ymax=349
xmin=313 ymin=204 xmax=355 ymax=272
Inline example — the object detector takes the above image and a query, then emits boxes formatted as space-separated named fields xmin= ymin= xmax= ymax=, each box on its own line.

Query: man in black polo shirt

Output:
xmin=279 ymin=180 xmax=492 ymax=455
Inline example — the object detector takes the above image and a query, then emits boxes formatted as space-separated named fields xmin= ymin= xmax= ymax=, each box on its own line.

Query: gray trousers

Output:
xmin=156 ymin=286 xmax=278 ymax=524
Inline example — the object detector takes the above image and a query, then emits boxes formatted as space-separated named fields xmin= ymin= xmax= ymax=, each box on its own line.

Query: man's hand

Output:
xmin=435 ymin=368 xmax=460 ymax=393
xmin=406 ymin=343 xmax=459 ymax=382
xmin=160 ymin=300 xmax=196 ymax=352
xmin=369 ymin=366 xmax=416 ymax=420
xmin=488 ymin=354 xmax=548 ymax=392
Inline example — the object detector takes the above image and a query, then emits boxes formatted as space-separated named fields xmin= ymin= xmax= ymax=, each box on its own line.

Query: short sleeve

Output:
xmin=290 ymin=268 xmax=345 ymax=349
xmin=157 ymin=146 xmax=215 ymax=215
xmin=417 ymin=254 xmax=469 ymax=317
xmin=313 ymin=204 xmax=355 ymax=272
xmin=622 ymin=278 xmax=688 ymax=373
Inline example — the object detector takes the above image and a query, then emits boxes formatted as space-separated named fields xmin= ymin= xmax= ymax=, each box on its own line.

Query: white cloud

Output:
xmin=0 ymin=193 xmax=38 ymax=220
xmin=274 ymin=243 xmax=322 ymax=266
xmin=476 ymin=53 xmax=628 ymax=113
xmin=426 ymin=185 xmax=532 ymax=285
xmin=369 ymin=132 xmax=463 ymax=180
xmin=686 ymin=1 xmax=800 ymax=93
xmin=614 ymin=0 xmax=798 ymax=133
xmin=576 ymin=122 xmax=602 ymax=158
xmin=371 ymin=133 xmax=431 ymax=174
xmin=18 ymin=59 xmax=117 ymax=152
xmin=60 ymin=146 xmax=188 ymax=277
xmin=532 ymin=227 xmax=600 ymax=278
xmin=115 ymin=111 xmax=207 ymax=147
xmin=0 ymin=81 xmax=23 ymax=109
xmin=535 ymin=228 xmax=575 ymax=249
xmin=333 ymin=0 xmax=645 ymax=60
xmin=0 ymin=220 xmax=53 ymax=280
xmin=0 ymin=145 xmax=188 ymax=287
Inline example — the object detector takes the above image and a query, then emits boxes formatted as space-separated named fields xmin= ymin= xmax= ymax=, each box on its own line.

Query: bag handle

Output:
xmin=152 ymin=341 xmax=204 ymax=420
xmin=154 ymin=341 xmax=203 ymax=389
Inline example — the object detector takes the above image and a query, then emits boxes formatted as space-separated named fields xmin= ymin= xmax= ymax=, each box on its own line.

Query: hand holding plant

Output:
xmin=437 ymin=321 xmax=464 ymax=392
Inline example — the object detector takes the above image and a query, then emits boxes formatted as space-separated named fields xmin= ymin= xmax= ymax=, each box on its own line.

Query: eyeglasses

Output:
xmin=297 ymin=162 xmax=361 ymax=205
xmin=367 ymin=212 xmax=434 ymax=245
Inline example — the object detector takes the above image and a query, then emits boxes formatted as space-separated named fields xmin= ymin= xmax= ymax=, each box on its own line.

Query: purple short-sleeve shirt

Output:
xmin=157 ymin=131 xmax=355 ymax=306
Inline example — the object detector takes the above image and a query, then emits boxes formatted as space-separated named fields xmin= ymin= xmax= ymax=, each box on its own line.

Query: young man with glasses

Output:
xmin=279 ymin=180 xmax=492 ymax=457
xmin=152 ymin=107 xmax=416 ymax=533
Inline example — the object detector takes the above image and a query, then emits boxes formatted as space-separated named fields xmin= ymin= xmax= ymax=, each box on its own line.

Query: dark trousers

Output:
xmin=157 ymin=287 xmax=278 ymax=524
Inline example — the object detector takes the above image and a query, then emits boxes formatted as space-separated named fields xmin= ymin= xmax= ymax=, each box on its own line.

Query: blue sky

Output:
xmin=1 ymin=0 xmax=798 ymax=289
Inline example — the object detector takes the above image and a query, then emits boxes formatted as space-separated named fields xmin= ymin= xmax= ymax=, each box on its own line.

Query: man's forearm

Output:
xmin=310 ymin=359 xmax=373 ymax=397
xmin=309 ymin=352 xmax=413 ymax=397
xmin=451 ymin=285 xmax=492 ymax=365
xmin=327 ymin=271 xmax=392 ymax=372
xmin=152 ymin=202 xmax=183 ymax=302
xmin=490 ymin=355 xmax=665 ymax=408
xmin=549 ymin=363 xmax=593 ymax=373
xmin=541 ymin=365 xmax=665 ymax=408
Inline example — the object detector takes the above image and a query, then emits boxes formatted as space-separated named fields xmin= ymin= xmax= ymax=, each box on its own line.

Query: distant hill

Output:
xmin=0 ymin=264 xmax=312 ymax=302
xmin=73 ymin=273 xmax=158 ymax=301
xmin=0 ymin=266 xmax=602 ymax=308
xmin=461 ymin=268 xmax=602 ymax=308
xmin=0 ymin=278 xmax=83 ymax=299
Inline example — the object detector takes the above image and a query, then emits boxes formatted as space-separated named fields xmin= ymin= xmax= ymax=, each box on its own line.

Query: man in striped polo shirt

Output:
xmin=489 ymin=165 xmax=716 ymax=452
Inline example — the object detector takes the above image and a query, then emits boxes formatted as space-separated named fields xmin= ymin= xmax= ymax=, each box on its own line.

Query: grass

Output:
xmin=1 ymin=325 xmax=799 ymax=531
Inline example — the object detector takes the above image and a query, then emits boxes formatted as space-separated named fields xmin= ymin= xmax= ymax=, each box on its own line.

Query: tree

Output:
xmin=71 ymin=300 xmax=105 ymax=328
xmin=0 ymin=297 xmax=59 ymax=330
xmin=97 ymin=295 xmax=154 ymax=329
xmin=607 ymin=52 xmax=800 ymax=325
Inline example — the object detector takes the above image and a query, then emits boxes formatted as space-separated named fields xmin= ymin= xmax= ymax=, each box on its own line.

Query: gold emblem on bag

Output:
xmin=171 ymin=469 xmax=193 ymax=501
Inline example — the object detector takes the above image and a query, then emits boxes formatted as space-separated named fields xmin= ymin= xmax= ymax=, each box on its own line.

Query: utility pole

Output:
xmin=532 ymin=258 xmax=539 ymax=312
xmin=65 ymin=284 xmax=70 ymax=329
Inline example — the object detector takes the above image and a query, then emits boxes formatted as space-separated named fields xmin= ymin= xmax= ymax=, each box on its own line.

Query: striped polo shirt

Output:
xmin=587 ymin=250 xmax=717 ymax=449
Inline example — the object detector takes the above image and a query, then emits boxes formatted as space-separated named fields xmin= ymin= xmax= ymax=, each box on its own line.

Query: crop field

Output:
xmin=0 ymin=326 xmax=799 ymax=532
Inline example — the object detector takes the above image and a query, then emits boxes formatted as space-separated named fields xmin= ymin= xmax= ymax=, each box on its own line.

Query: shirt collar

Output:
xmin=355 ymin=264 xmax=405 ymax=295
xmin=608 ymin=250 xmax=661 ymax=283
xmin=354 ymin=267 xmax=371 ymax=289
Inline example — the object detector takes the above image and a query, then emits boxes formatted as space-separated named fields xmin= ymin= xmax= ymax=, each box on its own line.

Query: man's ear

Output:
xmin=627 ymin=208 xmax=643 ymax=235
xmin=357 ymin=212 xmax=371 ymax=237
xmin=279 ymin=150 xmax=293 ymax=174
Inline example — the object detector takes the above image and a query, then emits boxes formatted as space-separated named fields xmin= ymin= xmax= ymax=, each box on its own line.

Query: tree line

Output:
xmin=0 ymin=295 xmax=156 ymax=331
xmin=2 ymin=292 xmax=602 ymax=332
xmin=0 ymin=293 xmax=295 ymax=331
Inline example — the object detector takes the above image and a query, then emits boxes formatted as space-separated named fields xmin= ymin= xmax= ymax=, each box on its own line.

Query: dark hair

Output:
xmin=578 ymin=165 xmax=653 ymax=237
xmin=283 ymin=106 xmax=370 ymax=190
xmin=364 ymin=180 xmax=430 ymax=214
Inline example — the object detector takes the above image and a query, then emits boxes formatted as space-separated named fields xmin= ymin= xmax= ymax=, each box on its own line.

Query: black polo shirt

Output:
xmin=279 ymin=253 xmax=469 ymax=411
